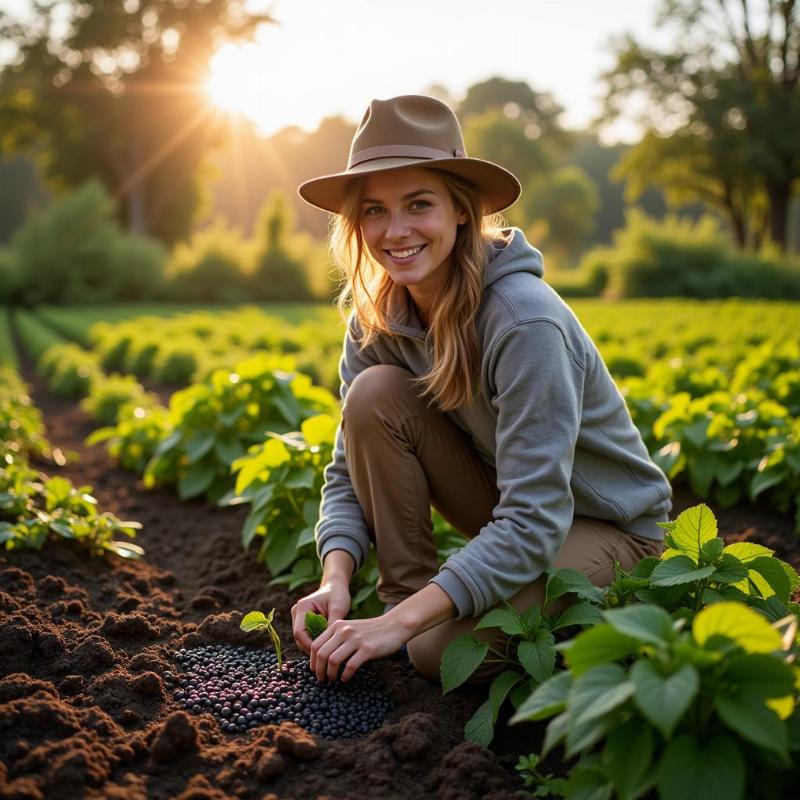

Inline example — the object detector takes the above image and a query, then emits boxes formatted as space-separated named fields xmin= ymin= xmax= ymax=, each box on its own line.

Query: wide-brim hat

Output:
xmin=297 ymin=95 xmax=522 ymax=216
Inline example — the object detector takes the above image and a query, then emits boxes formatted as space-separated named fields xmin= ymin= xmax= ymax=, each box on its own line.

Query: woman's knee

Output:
xmin=343 ymin=365 xmax=417 ymax=425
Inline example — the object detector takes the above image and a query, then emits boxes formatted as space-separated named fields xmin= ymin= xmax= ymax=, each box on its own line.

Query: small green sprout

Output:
xmin=305 ymin=611 xmax=328 ymax=640
xmin=240 ymin=609 xmax=283 ymax=668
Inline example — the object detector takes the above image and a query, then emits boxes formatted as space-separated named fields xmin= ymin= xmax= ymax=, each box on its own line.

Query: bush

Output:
xmin=11 ymin=180 xmax=167 ymax=304
xmin=251 ymin=192 xmax=315 ymax=302
xmin=579 ymin=210 xmax=800 ymax=299
xmin=0 ymin=248 xmax=21 ymax=303
xmin=165 ymin=219 xmax=253 ymax=303
xmin=80 ymin=373 xmax=159 ymax=425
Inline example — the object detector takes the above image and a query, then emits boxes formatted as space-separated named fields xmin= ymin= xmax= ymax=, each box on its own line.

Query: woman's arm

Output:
xmin=308 ymin=583 xmax=456 ymax=682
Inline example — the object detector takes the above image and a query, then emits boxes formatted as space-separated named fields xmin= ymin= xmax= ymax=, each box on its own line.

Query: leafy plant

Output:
xmin=0 ymin=462 xmax=143 ymax=559
xmin=1 ymin=368 xmax=51 ymax=463
xmin=603 ymin=504 xmax=800 ymax=620
xmin=511 ymin=601 xmax=800 ymax=800
xmin=440 ymin=569 xmax=605 ymax=747
xmin=305 ymin=611 xmax=328 ymax=640
xmin=240 ymin=609 xmax=283 ymax=667
xmin=515 ymin=753 xmax=567 ymax=798
xmin=80 ymin=372 xmax=159 ymax=425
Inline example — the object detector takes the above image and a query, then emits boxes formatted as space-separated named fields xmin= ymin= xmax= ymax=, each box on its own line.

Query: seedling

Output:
xmin=240 ymin=609 xmax=283 ymax=667
xmin=305 ymin=611 xmax=328 ymax=640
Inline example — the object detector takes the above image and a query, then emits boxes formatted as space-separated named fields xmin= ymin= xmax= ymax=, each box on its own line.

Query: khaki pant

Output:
xmin=342 ymin=364 xmax=663 ymax=684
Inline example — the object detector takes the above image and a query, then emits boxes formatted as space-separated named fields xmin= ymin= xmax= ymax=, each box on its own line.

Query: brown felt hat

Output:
xmin=297 ymin=94 xmax=522 ymax=215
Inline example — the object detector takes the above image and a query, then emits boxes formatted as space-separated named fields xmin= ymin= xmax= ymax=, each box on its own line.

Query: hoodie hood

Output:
xmin=483 ymin=227 xmax=544 ymax=288
xmin=386 ymin=227 xmax=544 ymax=338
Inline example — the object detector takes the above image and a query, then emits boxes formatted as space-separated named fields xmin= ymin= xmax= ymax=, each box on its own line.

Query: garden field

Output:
xmin=1 ymin=299 xmax=800 ymax=799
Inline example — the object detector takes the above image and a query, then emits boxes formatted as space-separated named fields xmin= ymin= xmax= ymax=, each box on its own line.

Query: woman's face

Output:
xmin=358 ymin=167 xmax=467 ymax=307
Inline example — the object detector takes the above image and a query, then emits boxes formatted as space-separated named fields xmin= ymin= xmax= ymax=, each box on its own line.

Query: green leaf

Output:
xmin=215 ymin=437 xmax=245 ymax=465
xmin=241 ymin=509 xmax=263 ymax=549
xmin=184 ymin=432 xmax=215 ymax=463
xmin=667 ymin=503 xmax=717 ymax=561
xmin=569 ymin=664 xmax=634 ymax=726
xmin=726 ymin=654 xmax=796 ymax=699
xmin=178 ymin=461 xmax=216 ymax=500
xmin=722 ymin=541 xmax=773 ymax=563
xmin=748 ymin=556 xmax=791 ymax=602
xmin=658 ymin=735 xmax=744 ymax=800
xmin=542 ymin=711 xmax=569 ymax=756
xmin=650 ymin=555 xmax=715 ymax=587
xmin=285 ymin=466 xmax=316 ymax=489
xmin=715 ymin=691 xmax=788 ymax=760
xmin=510 ymin=671 xmax=573 ymax=724
xmin=710 ymin=553 xmax=747 ymax=584
xmin=562 ymin=625 xmax=640 ymax=676
xmin=519 ymin=604 xmax=542 ymax=634
xmin=440 ymin=634 xmax=489 ymax=693
xmin=701 ymin=537 xmax=724 ymax=561
xmin=518 ymin=633 xmax=556 ymax=682
xmin=602 ymin=719 xmax=653 ymax=800
xmin=305 ymin=611 xmax=328 ymax=639
xmin=474 ymin=606 xmax=526 ymax=637
xmin=603 ymin=604 xmax=675 ymax=645
xmin=545 ymin=569 xmax=604 ymax=608
xmin=631 ymin=660 xmax=699 ymax=738
xmin=464 ymin=670 xmax=521 ymax=747
xmin=693 ymin=601 xmax=782 ymax=653
xmin=682 ymin=419 xmax=709 ymax=449
xmin=264 ymin=527 xmax=301 ymax=576
xmin=750 ymin=468 xmax=784 ymax=500
xmin=564 ymin=764 xmax=613 ymax=800
xmin=240 ymin=610 xmax=270 ymax=632
xmin=552 ymin=601 xmax=604 ymax=631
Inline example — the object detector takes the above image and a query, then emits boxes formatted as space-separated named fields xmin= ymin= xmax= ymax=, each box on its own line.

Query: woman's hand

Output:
xmin=291 ymin=550 xmax=355 ymax=655
xmin=309 ymin=612 xmax=410 ymax=683
xmin=290 ymin=579 xmax=352 ymax=656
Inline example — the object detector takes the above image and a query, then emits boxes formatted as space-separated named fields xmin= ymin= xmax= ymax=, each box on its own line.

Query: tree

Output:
xmin=599 ymin=0 xmax=800 ymax=251
xmin=0 ymin=1 xmax=272 ymax=243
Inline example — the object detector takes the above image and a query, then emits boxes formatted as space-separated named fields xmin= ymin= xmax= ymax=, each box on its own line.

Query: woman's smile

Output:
xmin=383 ymin=243 xmax=428 ymax=265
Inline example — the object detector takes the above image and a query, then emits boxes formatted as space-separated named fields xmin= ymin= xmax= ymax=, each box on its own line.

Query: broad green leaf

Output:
xmin=726 ymin=654 xmax=796 ymax=698
xmin=562 ymin=625 xmax=640 ymax=675
xmin=722 ymin=541 xmax=773 ymax=563
xmin=631 ymin=660 xmax=699 ymax=737
xmin=545 ymin=568 xmax=604 ymax=608
xmin=285 ymin=466 xmax=316 ymax=489
xmin=241 ymin=510 xmax=262 ymax=549
xmin=569 ymin=663 xmax=634 ymax=726
xmin=441 ymin=634 xmax=489 ymax=693
xmin=604 ymin=605 xmax=675 ymax=645
xmin=518 ymin=635 xmax=556 ymax=682
xmin=474 ymin=606 xmax=526 ymax=637
xmin=184 ymin=432 xmax=215 ymax=463
xmin=563 ymin=763 xmax=613 ymax=800
xmin=264 ymin=527 xmax=301 ymax=576
xmin=650 ymin=555 xmax=715 ymax=587
xmin=668 ymin=503 xmax=717 ymax=561
xmin=215 ymin=437 xmax=245 ymax=465
xmin=715 ymin=691 xmax=788 ymax=760
xmin=301 ymin=414 xmax=338 ymax=446
xmin=701 ymin=537 xmax=724 ymax=561
xmin=693 ymin=602 xmax=782 ymax=653
xmin=519 ymin=604 xmax=542 ymax=633
xmin=510 ymin=671 xmax=573 ymax=724
xmin=658 ymin=735 xmax=744 ymax=800
xmin=750 ymin=468 xmax=784 ymax=500
xmin=464 ymin=670 xmax=521 ymax=747
xmin=240 ymin=610 xmax=269 ymax=632
xmin=552 ymin=601 xmax=604 ymax=631
xmin=602 ymin=719 xmax=653 ymax=800
xmin=748 ymin=556 xmax=791 ymax=602
xmin=542 ymin=711 xmax=569 ymax=756
xmin=710 ymin=553 xmax=747 ymax=584
xmin=297 ymin=526 xmax=316 ymax=547
xmin=178 ymin=461 xmax=216 ymax=500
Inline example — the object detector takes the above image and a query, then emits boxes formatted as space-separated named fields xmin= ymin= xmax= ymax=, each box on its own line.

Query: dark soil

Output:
xmin=2 ymin=356 xmax=798 ymax=799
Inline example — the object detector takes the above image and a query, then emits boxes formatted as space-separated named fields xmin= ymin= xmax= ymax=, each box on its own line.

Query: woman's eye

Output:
xmin=364 ymin=206 xmax=383 ymax=216
xmin=410 ymin=200 xmax=430 ymax=211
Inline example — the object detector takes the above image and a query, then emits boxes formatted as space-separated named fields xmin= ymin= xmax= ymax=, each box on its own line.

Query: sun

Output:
xmin=204 ymin=42 xmax=264 ymax=118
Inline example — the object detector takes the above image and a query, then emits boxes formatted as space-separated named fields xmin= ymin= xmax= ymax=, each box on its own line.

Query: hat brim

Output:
xmin=297 ymin=157 xmax=521 ymax=216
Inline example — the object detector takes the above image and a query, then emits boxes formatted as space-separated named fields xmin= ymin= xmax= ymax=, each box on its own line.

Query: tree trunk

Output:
xmin=766 ymin=180 xmax=790 ymax=251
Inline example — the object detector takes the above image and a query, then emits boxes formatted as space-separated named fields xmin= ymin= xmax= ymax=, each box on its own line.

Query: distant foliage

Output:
xmin=11 ymin=181 xmax=167 ymax=304
xmin=579 ymin=211 xmax=800 ymax=299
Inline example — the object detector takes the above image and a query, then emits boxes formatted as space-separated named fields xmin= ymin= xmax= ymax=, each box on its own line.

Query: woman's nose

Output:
xmin=384 ymin=213 xmax=412 ymax=241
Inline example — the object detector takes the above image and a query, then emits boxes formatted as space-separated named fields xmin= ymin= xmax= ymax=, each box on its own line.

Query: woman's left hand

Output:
xmin=309 ymin=613 xmax=408 ymax=682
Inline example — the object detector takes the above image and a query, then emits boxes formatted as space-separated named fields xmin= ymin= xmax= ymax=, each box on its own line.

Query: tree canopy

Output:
xmin=599 ymin=0 xmax=799 ymax=250
xmin=0 ymin=0 xmax=272 ymax=242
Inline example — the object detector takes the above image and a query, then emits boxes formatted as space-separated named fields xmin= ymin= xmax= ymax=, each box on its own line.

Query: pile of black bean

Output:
xmin=170 ymin=645 xmax=392 ymax=738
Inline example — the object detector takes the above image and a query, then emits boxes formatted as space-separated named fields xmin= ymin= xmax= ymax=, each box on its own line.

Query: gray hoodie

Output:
xmin=315 ymin=227 xmax=672 ymax=619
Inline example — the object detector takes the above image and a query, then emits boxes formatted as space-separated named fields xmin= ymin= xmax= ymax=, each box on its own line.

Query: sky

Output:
xmin=0 ymin=0 xmax=667 ymax=142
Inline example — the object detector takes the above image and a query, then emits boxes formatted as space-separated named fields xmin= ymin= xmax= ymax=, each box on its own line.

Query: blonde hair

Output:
xmin=329 ymin=168 xmax=512 ymax=411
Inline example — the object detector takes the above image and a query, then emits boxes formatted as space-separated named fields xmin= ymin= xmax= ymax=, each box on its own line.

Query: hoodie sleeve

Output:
xmin=314 ymin=314 xmax=381 ymax=572
xmin=429 ymin=319 xmax=586 ymax=618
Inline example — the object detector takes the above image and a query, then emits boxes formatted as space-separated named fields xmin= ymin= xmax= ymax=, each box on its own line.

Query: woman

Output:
xmin=290 ymin=94 xmax=671 ymax=685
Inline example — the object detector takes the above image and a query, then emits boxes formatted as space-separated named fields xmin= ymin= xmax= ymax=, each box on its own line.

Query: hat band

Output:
xmin=348 ymin=144 xmax=463 ymax=169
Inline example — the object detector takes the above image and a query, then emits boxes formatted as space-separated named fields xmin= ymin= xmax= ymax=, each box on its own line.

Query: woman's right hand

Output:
xmin=291 ymin=550 xmax=355 ymax=655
